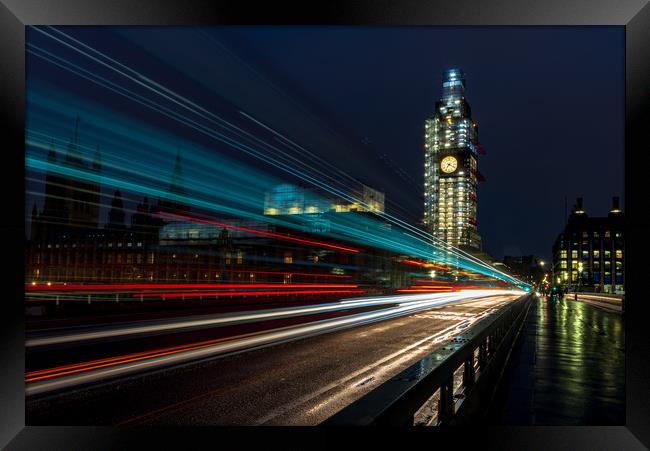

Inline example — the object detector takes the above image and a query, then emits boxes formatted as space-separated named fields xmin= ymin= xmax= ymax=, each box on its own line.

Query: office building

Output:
xmin=551 ymin=197 xmax=624 ymax=294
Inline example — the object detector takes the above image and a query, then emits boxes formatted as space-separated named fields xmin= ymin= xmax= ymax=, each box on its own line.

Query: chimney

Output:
xmin=575 ymin=197 xmax=583 ymax=212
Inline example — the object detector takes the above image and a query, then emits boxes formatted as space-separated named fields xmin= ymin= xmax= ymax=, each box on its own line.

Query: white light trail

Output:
xmin=26 ymin=291 xmax=523 ymax=396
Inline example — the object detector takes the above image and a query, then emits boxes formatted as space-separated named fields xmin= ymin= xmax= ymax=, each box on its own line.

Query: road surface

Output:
xmin=26 ymin=291 xmax=522 ymax=425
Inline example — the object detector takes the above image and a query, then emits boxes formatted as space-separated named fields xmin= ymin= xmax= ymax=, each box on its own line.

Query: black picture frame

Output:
xmin=1 ymin=0 xmax=648 ymax=449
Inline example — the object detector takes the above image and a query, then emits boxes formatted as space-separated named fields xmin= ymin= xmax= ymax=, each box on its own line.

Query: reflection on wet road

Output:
xmin=494 ymin=295 xmax=624 ymax=425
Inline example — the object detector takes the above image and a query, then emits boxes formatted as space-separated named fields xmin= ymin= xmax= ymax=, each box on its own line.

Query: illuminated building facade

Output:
xmin=423 ymin=68 xmax=483 ymax=249
xmin=263 ymin=183 xmax=385 ymax=216
xmin=551 ymin=197 xmax=625 ymax=294
xmin=26 ymin=135 xmax=395 ymax=288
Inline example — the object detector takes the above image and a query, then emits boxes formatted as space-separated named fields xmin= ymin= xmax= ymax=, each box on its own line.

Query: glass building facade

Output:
xmin=263 ymin=183 xmax=385 ymax=216
xmin=423 ymin=68 xmax=482 ymax=249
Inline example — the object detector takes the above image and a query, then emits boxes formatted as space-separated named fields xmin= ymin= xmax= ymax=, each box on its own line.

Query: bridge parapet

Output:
xmin=570 ymin=292 xmax=624 ymax=313
xmin=573 ymin=292 xmax=623 ymax=300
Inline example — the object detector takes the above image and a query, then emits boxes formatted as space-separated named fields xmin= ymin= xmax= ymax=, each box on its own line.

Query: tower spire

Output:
xmin=74 ymin=114 xmax=80 ymax=146
xmin=31 ymin=202 xmax=39 ymax=241
xmin=157 ymin=147 xmax=190 ymax=214
xmin=65 ymin=115 xmax=83 ymax=168
xmin=170 ymin=147 xmax=185 ymax=196
xmin=92 ymin=145 xmax=102 ymax=172
xmin=47 ymin=139 xmax=57 ymax=163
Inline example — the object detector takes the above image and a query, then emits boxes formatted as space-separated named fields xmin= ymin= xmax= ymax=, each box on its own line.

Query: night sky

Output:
xmin=26 ymin=26 xmax=624 ymax=262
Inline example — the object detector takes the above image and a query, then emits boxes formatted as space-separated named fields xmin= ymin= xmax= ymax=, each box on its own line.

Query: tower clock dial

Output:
xmin=440 ymin=156 xmax=458 ymax=173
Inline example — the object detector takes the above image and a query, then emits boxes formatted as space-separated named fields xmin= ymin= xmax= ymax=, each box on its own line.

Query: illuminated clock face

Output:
xmin=440 ymin=156 xmax=458 ymax=173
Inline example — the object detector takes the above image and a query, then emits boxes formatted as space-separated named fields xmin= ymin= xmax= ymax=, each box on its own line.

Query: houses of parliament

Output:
xmin=27 ymin=116 xmax=241 ymax=285
xmin=26 ymin=117 xmax=368 ymax=287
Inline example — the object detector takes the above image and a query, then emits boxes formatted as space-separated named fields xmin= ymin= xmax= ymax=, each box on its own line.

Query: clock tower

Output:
xmin=423 ymin=68 xmax=483 ymax=250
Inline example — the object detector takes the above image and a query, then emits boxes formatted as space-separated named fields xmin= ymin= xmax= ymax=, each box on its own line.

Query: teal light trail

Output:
xmin=26 ymin=26 xmax=530 ymax=289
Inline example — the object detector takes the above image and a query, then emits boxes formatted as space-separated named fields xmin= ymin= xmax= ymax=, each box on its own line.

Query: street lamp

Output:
xmin=577 ymin=261 xmax=584 ymax=293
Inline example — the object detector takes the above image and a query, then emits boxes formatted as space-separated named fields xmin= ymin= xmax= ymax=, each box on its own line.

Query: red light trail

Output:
xmin=224 ymin=269 xmax=352 ymax=278
xmin=136 ymin=289 xmax=364 ymax=299
xmin=27 ymin=283 xmax=358 ymax=292
xmin=401 ymin=259 xmax=447 ymax=270
xmin=157 ymin=212 xmax=360 ymax=253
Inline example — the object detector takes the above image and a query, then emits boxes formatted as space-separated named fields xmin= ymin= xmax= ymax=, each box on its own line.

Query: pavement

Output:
xmin=489 ymin=295 xmax=625 ymax=425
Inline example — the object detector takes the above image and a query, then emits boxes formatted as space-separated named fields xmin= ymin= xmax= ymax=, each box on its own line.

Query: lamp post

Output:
xmin=537 ymin=260 xmax=545 ymax=293
xmin=577 ymin=261 xmax=584 ymax=295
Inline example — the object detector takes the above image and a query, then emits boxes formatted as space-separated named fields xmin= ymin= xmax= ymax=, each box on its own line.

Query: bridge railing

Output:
xmin=570 ymin=292 xmax=624 ymax=312
xmin=322 ymin=293 xmax=533 ymax=426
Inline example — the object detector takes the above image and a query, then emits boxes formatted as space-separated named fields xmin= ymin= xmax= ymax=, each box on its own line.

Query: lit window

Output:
xmin=571 ymin=250 xmax=578 ymax=259
xmin=560 ymin=250 xmax=567 ymax=259
xmin=593 ymin=250 xmax=600 ymax=258
xmin=616 ymin=249 xmax=623 ymax=259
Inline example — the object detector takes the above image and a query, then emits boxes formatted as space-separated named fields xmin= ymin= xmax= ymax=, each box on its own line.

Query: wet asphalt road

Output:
xmin=27 ymin=295 xmax=516 ymax=426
